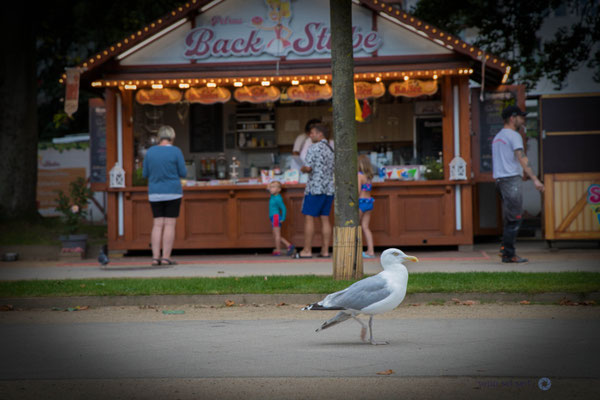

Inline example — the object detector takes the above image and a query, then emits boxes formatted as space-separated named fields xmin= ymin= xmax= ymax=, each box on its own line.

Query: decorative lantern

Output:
xmin=449 ymin=156 xmax=467 ymax=181
xmin=109 ymin=162 xmax=126 ymax=188
xmin=229 ymin=156 xmax=240 ymax=180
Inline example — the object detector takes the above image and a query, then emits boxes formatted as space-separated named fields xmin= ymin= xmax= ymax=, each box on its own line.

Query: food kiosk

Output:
xmin=65 ymin=0 xmax=510 ymax=251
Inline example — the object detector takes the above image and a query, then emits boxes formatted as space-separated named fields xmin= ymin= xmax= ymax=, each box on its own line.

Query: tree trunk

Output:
xmin=0 ymin=3 xmax=39 ymax=219
xmin=330 ymin=0 xmax=363 ymax=280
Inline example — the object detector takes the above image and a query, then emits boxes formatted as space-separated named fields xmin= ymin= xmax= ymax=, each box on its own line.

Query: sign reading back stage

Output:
xmin=184 ymin=0 xmax=382 ymax=59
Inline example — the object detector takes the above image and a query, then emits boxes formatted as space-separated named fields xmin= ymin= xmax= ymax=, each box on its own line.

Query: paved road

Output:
xmin=3 ymin=318 xmax=599 ymax=379
xmin=1 ymin=306 xmax=599 ymax=399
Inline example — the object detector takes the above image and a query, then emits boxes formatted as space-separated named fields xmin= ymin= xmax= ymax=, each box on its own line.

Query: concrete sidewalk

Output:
xmin=1 ymin=240 xmax=599 ymax=281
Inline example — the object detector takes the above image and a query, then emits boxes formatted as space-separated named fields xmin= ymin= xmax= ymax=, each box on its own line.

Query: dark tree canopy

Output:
xmin=37 ymin=0 xmax=179 ymax=140
xmin=0 ymin=1 xmax=179 ymax=218
xmin=411 ymin=0 xmax=600 ymax=90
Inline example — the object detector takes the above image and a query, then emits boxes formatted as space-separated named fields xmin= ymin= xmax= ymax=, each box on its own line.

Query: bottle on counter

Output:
xmin=370 ymin=151 xmax=378 ymax=169
xmin=216 ymin=153 xmax=227 ymax=179
xmin=200 ymin=158 xmax=207 ymax=176
xmin=250 ymin=163 xmax=258 ymax=178
xmin=386 ymin=145 xmax=394 ymax=165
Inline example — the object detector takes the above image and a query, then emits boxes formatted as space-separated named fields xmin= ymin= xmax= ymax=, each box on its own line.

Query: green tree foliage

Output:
xmin=411 ymin=0 xmax=600 ymax=90
xmin=1 ymin=1 xmax=179 ymax=218
xmin=37 ymin=0 xmax=179 ymax=140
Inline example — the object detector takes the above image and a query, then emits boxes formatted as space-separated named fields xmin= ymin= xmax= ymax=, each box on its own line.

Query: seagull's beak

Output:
xmin=404 ymin=256 xmax=419 ymax=262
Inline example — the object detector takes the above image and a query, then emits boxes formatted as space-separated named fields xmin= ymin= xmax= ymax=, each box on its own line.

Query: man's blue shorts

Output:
xmin=302 ymin=194 xmax=334 ymax=217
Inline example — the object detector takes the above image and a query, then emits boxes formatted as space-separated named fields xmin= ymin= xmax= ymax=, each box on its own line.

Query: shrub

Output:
xmin=55 ymin=177 xmax=94 ymax=234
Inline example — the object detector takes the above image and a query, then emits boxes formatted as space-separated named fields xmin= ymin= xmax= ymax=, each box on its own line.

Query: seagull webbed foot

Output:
xmin=369 ymin=339 xmax=389 ymax=345
xmin=367 ymin=315 xmax=389 ymax=345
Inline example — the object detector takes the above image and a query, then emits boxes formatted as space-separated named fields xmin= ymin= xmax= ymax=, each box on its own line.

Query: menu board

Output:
xmin=190 ymin=103 xmax=223 ymax=152
xmin=89 ymin=98 xmax=107 ymax=184
xmin=415 ymin=117 xmax=443 ymax=163
xmin=477 ymin=90 xmax=518 ymax=173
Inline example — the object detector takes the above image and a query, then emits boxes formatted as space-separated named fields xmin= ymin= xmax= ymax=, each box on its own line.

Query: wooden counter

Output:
xmin=106 ymin=180 xmax=473 ymax=251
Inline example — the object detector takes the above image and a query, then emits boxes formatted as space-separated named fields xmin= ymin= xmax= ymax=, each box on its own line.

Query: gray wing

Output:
xmin=322 ymin=274 xmax=391 ymax=311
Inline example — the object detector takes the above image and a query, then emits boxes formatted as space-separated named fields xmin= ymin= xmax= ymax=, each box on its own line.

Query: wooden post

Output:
xmin=333 ymin=225 xmax=363 ymax=280
xmin=330 ymin=0 xmax=363 ymax=280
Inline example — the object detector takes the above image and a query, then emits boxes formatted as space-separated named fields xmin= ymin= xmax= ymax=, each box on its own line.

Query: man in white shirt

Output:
xmin=290 ymin=118 xmax=321 ymax=170
xmin=492 ymin=105 xmax=544 ymax=263
xmin=293 ymin=123 xmax=335 ymax=258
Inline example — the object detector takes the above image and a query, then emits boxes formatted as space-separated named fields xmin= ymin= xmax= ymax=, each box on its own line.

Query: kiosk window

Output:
xmin=190 ymin=104 xmax=223 ymax=152
xmin=416 ymin=117 xmax=443 ymax=163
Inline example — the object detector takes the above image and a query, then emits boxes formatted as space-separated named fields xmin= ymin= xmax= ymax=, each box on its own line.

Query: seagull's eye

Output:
xmin=392 ymin=252 xmax=400 ymax=256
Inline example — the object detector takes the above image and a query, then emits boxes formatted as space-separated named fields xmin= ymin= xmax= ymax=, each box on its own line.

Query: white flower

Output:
xmin=71 ymin=205 xmax=80 ymax=213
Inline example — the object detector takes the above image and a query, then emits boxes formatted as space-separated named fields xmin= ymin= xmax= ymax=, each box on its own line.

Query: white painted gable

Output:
xmin=121 ymin=22 xmax=193 ymax=65
xmin=375 ymin=14 xmax=453 ymax=56
xmin=120 ymin=0 xmax=451 ymax=66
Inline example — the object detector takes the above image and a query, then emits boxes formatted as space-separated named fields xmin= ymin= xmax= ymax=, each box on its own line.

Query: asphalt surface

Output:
xmin=2 ymin=318 xmax=598 ymax=380
xmin=1 ymin=240 xmax=599 ymax=399
xmin=0 ymin=305 xmax=599 ymax=399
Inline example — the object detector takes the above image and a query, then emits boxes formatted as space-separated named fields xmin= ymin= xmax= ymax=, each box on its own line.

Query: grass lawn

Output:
xmin=0 ymin=272 xmax=599 ymax=297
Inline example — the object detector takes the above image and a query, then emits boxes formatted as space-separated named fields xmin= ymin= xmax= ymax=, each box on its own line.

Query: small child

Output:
xmin=357 ymin=155 xmax=375 ymax=258
xmin=268 ymin=181 xmax=295 ymax=256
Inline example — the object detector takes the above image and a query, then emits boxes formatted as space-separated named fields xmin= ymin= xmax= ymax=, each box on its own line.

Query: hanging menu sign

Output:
xmin=185 ymin=87 xmax=231 ymax=104
xmin=389 ymin=80 xmax=438 ymax=97
xmin=354 ymin=81 xmax=385 ymax=100
xmin=135 ymin=88 xmax=182 ymax=105
xmin=64 ymin=68 xmax=80 ymax=116
xmin=287 ymin=84 xmax=332 ymax=102
xmin=233 ymin=85 xmax=280 ymax=103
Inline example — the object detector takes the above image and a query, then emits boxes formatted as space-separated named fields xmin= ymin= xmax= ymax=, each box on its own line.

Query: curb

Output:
xmin=2 ymin=292 xmax=599 ymax=310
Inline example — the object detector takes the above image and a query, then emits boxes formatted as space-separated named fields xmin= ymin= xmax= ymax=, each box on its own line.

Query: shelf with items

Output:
xmin=237 ymin=128 xmax=275 ymax=133
xmin=237 ymin=132 xmax=277 ymax=149
xmin=240 ymin=145 xmax=279 ymax=150
xmin=235 ymin=107 xmax=277 ymax=151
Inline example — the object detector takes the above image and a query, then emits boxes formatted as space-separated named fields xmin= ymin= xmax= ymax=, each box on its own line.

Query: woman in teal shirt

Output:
xmin=142 ymin=125 xmax=186 ymax=266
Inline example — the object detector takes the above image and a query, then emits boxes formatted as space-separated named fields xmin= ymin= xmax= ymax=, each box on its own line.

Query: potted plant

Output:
xmin=422 ymin=156 xmax=445 ymax=180
xmin=55 ymin=177 xmax=94 ymax=258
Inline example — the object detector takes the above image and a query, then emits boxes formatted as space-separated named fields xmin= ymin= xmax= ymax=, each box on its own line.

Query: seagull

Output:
xmin=302 ymin=248 xmax=418 ymax=345
xmin=97 ymin=244 xmax=109 ymax=266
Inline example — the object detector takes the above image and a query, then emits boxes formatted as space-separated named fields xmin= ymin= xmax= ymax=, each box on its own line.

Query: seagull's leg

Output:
xmin=368 ymin=315 xmax=389 ymax=345
xmin=351 ymin=314 xmax=368 ymax=342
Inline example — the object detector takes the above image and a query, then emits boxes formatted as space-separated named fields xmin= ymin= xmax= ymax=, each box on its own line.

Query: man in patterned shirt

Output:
xmin=294 ymin=123 xmax=335 ymax=258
